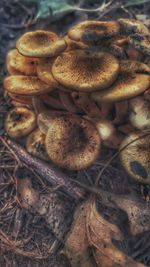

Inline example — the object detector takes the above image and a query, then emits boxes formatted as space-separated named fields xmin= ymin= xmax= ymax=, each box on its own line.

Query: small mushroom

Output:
xmin=92 ymin=60 xmax=150 ymax=102
xmin=45 ymin=114 xmax=101 ymax=170
xmin=37 ymin=110 xmax=67 ymax=134
xmin=41 ymin=93 xmax=65 ymax=111
xmin=6 ymin=49 xmax=37 ymax=76
xmin=59 ymin=91 xmax=79 ymax=113
xmin=5 ymin=106 xmax=36 ymax=138
xmin=26 ymin=128 xmax=48 ymax=161
xmin=4 ymin=75 xmax=52 ymax=95
xmin=118 ymin=123 xmax=135 ymax=134
xmin=68 ymin=20 xmax=120 ymax=44
xmin=52 ymin=50 xmax=119 ymax=92
xmin=118 ymin=18 xmax=149 ymax=35
xmin=16 ymin=30 xmax=67 ymax=57
xmin=17 ymin=177 xmax=39 ymax=209
xmin=89 ymin=118 xmax=124 ymax=149
xmin=120 ymin=132 xmax=150 ymax=184
xmin=129 ymin=96 xmax=150 ymax=130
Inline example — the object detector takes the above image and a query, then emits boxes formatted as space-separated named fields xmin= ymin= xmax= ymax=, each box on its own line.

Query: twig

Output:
xmin=2 ymin=137 xmax=84 ymax=201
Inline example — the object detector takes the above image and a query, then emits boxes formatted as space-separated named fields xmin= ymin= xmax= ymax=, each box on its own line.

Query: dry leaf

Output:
xmin=65 ymin=201 xmax=96 ymax=267
xmin=86 ymin=199 xmax=146 ymax=267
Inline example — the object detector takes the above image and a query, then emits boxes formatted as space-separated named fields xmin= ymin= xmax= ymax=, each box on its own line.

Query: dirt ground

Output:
xmin=0 ymin=0 xmax=150 ymax=266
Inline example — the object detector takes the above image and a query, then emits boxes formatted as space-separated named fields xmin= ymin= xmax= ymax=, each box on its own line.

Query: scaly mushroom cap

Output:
xmin=4 ymin=75 xmax=52 ymax=95
xmin=68 ymin=20 xmax=120 ymax=44
xmin=37 ymin=57 xmax=64 ymax=90
xmin=45 ymin=114 xmax=101 ymax=170
xmin=129 ymin=96 xmax=150 ymax=130
xmin=5 ymin=107 xmax=36 ymax=138
xmin=118 ymin=18 xmax=149 ymax=34
xmin=92 ymin=60 xmax=150 ymax=102
xmin=52 ymin=50 xmax=120 ymax=92
xmin=16 ymin=30 xmax=67 ymax=58
xmin=37 ymin=111 xmax=67 ymax=134
xmin=26 ymin=128 xmax=48 ymax=161
xmin=6 ymin=49 xmax=37 ymax=75
xmin=120 ymin=132 xmax=150 ymax=184
xmin=130 ymin=34 xmax=150 ymax=56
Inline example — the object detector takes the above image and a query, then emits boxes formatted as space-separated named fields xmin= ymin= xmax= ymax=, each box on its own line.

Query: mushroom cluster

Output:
xmin=3 ymin=19 xmax=150 ymax=179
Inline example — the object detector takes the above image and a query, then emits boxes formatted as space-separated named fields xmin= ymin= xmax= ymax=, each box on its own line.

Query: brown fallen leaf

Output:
xmin=65 ymin=201 xmax=96 ymax=267
xmin=86 ymin=199 xmax=146 ymax=267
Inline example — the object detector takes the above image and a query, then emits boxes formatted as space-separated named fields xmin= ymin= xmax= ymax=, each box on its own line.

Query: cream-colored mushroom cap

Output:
xmin=92 ymin=60 xmax=150 ymax=102
xmin=129 ymin=96 xmax=150 ymax=130
xmin=52 ymin=50 xmax=120 ymax=92
xmin=6 ymin=49 xmax=37 ymax=75
xmin=45 ymin=114 xmax=101 ymax=170
xmin=120 ymin=132 xmax=150 ymax=184
xmin=26 ymin=128 xmax=48 ymax=161
xmin=16 ymin=30 xmax=67 ymax=57
xmin=5 ymin=107 xmax=36 ymax=138
xmin=68 ymin=20 xmax=120 ymax=44
xmin=118 ymin=18 xmax=149 ymax=34
xmin=4 ymin=75 xmax=53 ymax=95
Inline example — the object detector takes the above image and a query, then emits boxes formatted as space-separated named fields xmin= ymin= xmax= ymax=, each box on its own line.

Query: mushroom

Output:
xmin=16 ymin=30 xmax=67 ymax=57
xmin=52 ymin=50 xmax=119 ymax=92
xmin=26 ymin=128 xmax=48 ymax=161
xmin=130 ymin=34 xmax=150 ymax=56
xmin=92 ymin=60 xmax=150 ymax=102
xmin=6 ymin=49 xmax=37 ymax=76
xmin=70 ymin=92 xmax=101 ymax=117
xmin=8 ymin=92 xmax=32 ymax=105
xmin=120 ymin=132 xmax=150 ymax=184
xmin=68 ymin=21 xmax=120 ymax=44
xmin=118 ymin=18 xmax=149 ymax=35
xmin=59 ymin=91 xmax=79 ymax=113
xmin=64 ymin=35 xmax=88 ymax=51
xmin=37 ymin=110 xmax=67 ymax=134
xmin=16 ymin=177 xmax=39 ymax=209
xmin=45 ymin=114 xmax=101 ymax=170
xmin=4 ymin=75 xmax=53 ymax=96
xmin=89 ymin=118 xmax=124 ymax=149
xmin=129 ymin=96 xmax=150 ymax=130
xmin=5 ymin=106 xmax=36 ymax=138
xmin=37 ymin=57 xmax=64 ymax=89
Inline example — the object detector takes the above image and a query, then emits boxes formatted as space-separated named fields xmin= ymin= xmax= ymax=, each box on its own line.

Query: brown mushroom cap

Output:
xmin=92 ymin=60 xmax=150 ymax=102
xmin=130 ymin=34 xmax=150 ymax=56
xmin=118 ymin=18 xmax=149 ymax=35
xmin=4 ymin=75 xmax=53 ymax=96
xmin=129 ymin=96 xmax=150 ymax=130
xmin=68 ymin=20 xmax=120 ymax=44
xmin=37 ymin=57 xmax=65 ymax=90
xmin=5 ymin=107 xmax=36 ymax=138
xmin=16 ymin=30 xmax=67 ymax=57
xmin=52 ymin=50 xmax=120 ymax=92
xmin=45 ymin=114 xmax=101 ymax=170
xmin=120 ymin=132 xmax=150 ymax=184
xmin=6 ymin=49 xmax=37 ymax=76
xmin=26 ymin=128 xmax=48 ymax=161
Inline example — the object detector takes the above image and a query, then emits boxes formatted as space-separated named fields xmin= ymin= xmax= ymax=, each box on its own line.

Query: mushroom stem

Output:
xmin=32 ymin=96 xmax=46 ymax=115
xmin=5 ymin=138 xmax=84 ymax=201
xmin=113 ymin=100 xmax=128 ymax=124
